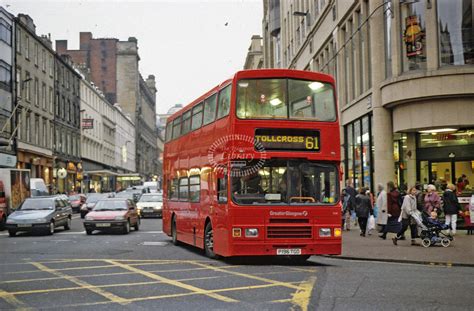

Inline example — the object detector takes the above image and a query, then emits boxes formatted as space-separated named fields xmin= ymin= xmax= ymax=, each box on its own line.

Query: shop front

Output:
xmin=54 ymin=161 xmax=82 ymax=194
xmin=416 ymin=129 xmax=474 ymax=194
xmin=16 ymin=150 xmax=54 ymax=192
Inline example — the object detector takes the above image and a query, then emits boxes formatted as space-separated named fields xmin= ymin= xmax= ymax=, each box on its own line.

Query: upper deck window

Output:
xmin=181 ymin=110 xmax=192 ymax=134
xmin=172 ymin=116 xmax=181 ymax=139
xmin=236 ymin=78 xmax=336 ymax=121
xmin=217 ymin=85 xmax=231 ymax=119
xmin=203 ymin=93 xmax=218 ymax=125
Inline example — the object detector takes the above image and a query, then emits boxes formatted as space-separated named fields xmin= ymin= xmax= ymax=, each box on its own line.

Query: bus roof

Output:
xmin=166 ymin=69 xmax=335 ymax=123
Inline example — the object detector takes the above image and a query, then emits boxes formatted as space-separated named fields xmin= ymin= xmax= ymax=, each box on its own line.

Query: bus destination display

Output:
xmin=254 ymin=128 xmax=320 ymax=151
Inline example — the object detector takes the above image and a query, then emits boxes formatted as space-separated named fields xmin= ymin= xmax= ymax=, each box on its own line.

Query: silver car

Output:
xmin=5 ymin=196 xmax=73 ymax=237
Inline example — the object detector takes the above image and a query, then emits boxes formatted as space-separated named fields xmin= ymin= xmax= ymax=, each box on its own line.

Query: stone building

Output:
xmin=56 ymin=33 xmax=159 ymax=180
xmin=262 ymin=0 xmax=474 ymax=192
xmin=0 ymin=7 xmax=16 ymax=167
xmin=53 ymin=54 xmax=81 ymax=194
xmin=243 ymin=35 xmax=264 ymax=69
xmin=14 ymin=14 xmax=55 ymax=190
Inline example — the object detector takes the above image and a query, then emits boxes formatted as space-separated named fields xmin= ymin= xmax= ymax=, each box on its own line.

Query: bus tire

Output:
xmin=204 ymin=222 xmax=218 ymax=259
xmin=171 ymin=216 xmax=180 ymax=246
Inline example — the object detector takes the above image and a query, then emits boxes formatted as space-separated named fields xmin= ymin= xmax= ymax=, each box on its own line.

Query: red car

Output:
xmin=83 ymin=198 xmax=140 ymax=235
xmin=68 ymin=194 xmax=86 ymax=213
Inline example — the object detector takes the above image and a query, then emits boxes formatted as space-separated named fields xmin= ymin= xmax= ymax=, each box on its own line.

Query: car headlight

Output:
xmin=153 ymin=206 xmax=162 ymax=211
xmin=85 ymin=215 xmax=94 ymax=221
xmin=6 ymin=218 xmax=16 ymax=224
xmin=136 ymin=206 xmax=143 ymax=210
xmin=114 ymin=216 xmax=125 ymax=220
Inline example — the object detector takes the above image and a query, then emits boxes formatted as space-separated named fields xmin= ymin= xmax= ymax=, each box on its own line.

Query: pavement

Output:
xmin=335 ymin=224 xmax=474 ymax=266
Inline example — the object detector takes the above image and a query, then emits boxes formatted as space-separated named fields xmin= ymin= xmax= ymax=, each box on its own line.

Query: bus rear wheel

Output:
xmin=171 ymin=217 xmax=180 ymax=246
xmin=204 ymin=222 xmax=218 ymax=259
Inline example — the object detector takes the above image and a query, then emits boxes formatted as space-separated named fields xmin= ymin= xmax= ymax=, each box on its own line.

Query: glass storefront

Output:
xmin=393 ymin=133 xmax=407 ymax=191
xmin=417 ymin=129 xmax=474 ymax=194
xmin=345 ymin=114 xmax=373 ymax=191
xmin=438 ymin=0 xmax=474 ymax=66
xmin=400 ymin=0 xmax=427 ymax=71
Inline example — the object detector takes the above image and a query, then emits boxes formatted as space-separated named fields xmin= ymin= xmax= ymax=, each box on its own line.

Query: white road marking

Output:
xmin=0 ymin=230 xmax=164 ymax=237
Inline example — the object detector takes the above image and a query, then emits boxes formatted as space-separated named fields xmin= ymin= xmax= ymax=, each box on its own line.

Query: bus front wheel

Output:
xmin=171 ymin=217 xmax=180 ymax=246
xmin=204 ymin=222 xmax=218 ymax=259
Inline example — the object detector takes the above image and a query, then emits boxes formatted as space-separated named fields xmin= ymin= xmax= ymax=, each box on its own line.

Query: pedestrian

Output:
xmin=344 ymin=179 xmax=357 ymax=231
xmin=424 ymin=184 xmax=441 ymax=218
xmin=414 ymin=182 xmax=424 ymax=211
xmin=355 ymin=187 xmax=372 ymax=237
xmin=392 ymin=186 xmax=419 ymax=246
xmin=379 ymin=181 xmax=401 ymax=240
xmin=442 ymin=183 xmax=462 ymax=236
xmin=376 ymin=183 xmax=388 ymax=233
xmin=341 ymin=189 xmax=349 ymax=229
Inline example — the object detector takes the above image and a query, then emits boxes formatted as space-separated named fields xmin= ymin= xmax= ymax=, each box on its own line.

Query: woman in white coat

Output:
xmin=376 ymin=183 xmax=388 ymax=233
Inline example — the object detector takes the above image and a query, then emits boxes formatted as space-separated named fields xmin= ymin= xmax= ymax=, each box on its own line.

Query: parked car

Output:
xmin=5 ymin=196 xmax=72 ymax=237
xmin=68 ymin=194 xmax=86 ymax=213
xmin=30 ymin=178 xmax=49 ymax=197
xmin=136 ymin=193 xmax=163 ymax=218
xmin=80 ymin=193 xmax=110 ymax=218
xmin=83 ymin=198 xmax=140 ymax=235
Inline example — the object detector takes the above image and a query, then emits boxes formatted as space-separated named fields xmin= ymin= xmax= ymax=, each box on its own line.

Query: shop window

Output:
xmin=400 ymin=0 xmax=427 ymax=72
xmin=438 ymin=0 xmax=474 ymax=66
xmin=418 ymin=129 xmax=474 ymax=148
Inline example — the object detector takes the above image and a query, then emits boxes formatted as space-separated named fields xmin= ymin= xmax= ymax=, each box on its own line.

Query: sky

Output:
xmin=2 ymin=0 xmax=263 ymax=114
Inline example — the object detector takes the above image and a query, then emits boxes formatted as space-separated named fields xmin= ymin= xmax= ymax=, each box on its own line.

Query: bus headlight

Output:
xmin=245 ymin=228 xmax=258 ymax=238
xmin=334 ymin=228 xmax=342 ymax=238
xmin=232 ymin=228 xmax=241 ymax=237
xmin=319 ymin=228 xmax=331 ymax=237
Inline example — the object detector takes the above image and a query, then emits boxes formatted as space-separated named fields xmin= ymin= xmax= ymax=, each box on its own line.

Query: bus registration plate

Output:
xmin=276 ymin=248 xmax=301 ymax=255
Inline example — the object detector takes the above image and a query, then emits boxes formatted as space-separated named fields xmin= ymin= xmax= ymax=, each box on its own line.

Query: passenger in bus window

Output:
xmin=279 ymin=168 xmax=315 ymax=202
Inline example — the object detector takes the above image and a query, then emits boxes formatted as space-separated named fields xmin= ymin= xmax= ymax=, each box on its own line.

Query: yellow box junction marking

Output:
xmin=105 ymin=259 xmax=238 ymax=303
xmin=0 ymin=290 xmax=32 ymax=311
xmin=30 ymin=262 xmax=129 ymax=305
xmin=291 ymin=276 xmax=317 ymax=311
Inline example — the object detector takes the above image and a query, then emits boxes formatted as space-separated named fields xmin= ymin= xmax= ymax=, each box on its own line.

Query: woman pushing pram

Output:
xmin=392 ymin=186 xmax=452 ymax=247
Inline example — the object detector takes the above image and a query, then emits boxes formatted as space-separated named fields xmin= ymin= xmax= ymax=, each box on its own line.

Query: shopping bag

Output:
xmin=385 ymin=217 xmax=402 ymax=233
xmin=368 ymin=215 xmax=375 ymax=231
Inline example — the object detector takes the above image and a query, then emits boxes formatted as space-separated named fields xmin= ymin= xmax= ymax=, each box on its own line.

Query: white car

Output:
xmin=136 ymin=193 xmax=163 ymax=218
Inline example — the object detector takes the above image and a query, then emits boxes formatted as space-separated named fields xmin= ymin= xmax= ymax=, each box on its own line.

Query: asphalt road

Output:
xmin=0 ymin=215 xmax=473 ymax=311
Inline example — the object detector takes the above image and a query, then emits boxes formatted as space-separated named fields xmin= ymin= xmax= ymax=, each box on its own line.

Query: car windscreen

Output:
xmin=19 ymin=199 xmax=54 ymax=210
xmin=86 ymin=194 xmax=107 ymax=203
xmin=93 ymin=200 xmax=128 ymax=211
xmin=69 ymin=195 xmax=81 ymax=201
xmin=139 ymin=195 xmax=162 ymax=202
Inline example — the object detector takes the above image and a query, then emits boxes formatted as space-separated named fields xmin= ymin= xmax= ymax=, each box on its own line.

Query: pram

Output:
xmin=410 ymin=210 xmax=453 ymax=248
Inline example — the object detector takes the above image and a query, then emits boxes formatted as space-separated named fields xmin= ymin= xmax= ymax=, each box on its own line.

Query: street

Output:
xmin=0 ymin=216 xmax=472 ymax=311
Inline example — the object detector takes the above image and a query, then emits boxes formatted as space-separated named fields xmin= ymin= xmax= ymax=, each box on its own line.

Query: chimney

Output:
xmin=79 ymin=32 xmax=92 ymax=50
xmin=40 ymin=34 xmax=53 ymax=49
xmin=145 ymin=75 xmax=157 ymax=94
xmin=56 ymin=40 xmax=68 ymax=54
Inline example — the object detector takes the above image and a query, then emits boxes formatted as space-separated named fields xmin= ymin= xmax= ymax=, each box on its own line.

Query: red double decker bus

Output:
xmin=163 ymin=69 xmax=341 ymax=261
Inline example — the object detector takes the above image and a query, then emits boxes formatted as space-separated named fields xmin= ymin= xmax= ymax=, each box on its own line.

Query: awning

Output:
xmin=85 ymin=170 xmax=119 ymax=176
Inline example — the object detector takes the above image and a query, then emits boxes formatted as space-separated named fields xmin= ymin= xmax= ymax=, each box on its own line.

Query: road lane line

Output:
xmin=105 ymin=259 xmax=238 ymax=303
xmin=190 ymin=261 xmax=301 ymax=290
xmin=0 ymin=289 xmax=32 ymax=311
xmin=290 ymin=276 xmax=317 ymax=311
xmin=29 ymin=262 xmax=129 ymax=305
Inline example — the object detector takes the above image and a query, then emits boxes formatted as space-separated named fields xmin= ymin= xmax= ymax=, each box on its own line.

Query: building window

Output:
xmin=0 ymin=61 xmax=11 ymax=90
xmin=25 ymin=72 xmax=31 ymax=101
xmin=34 ymin=78 xmax=39 ymax=106
xmin=49 ymin=87 xmax=53 ymax=113
xmin=25 ymin=34 xmax=30 ymax=59
xmin=42 ymin=49 xmax=46 ymax=71
xmin=49 ymin=55 xmax=53 ymax=76
xmin=35 ymin=116 xmax=39 ymax=145
xmin=34 ymin=42 xmax=38 ymax=66
xmin=0 ymin=18 xmax=11 ymax=45
xmin=345 ymin=114 xmax=373 ymax=191
xmin=16 ymin=67 xmax=21 ymax=98
xmin=438 ymin=0 xmax=474 ymax=66
xmin=384 ymin=0 xmax=393 ymax=78
xmin=43 ymin=119 xmax=47 ymax=147
xmin=25 ymin=112 xmax=30 ymax=142
xmin=41 ymin=83 xmax=46 ymax=110
xmin=400 ymin=0 xmax=427 ymax=72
